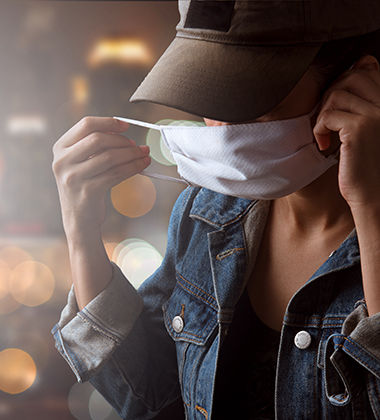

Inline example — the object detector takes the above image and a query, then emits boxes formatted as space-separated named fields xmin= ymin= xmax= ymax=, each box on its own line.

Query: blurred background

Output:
xmin=0 ymin=1 xmax=202 ymax=418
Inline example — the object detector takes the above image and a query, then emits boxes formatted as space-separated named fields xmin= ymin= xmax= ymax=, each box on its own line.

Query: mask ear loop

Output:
xmin=140 ymin=170 xmax=191 ymax=186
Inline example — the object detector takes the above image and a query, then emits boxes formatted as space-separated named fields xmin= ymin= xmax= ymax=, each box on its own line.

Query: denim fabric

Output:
xmin=51 ymin=186 xmax=380 ymax=419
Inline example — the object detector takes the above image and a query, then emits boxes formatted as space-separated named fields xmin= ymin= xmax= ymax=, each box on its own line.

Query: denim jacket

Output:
xmin=51 ymin=186 xmax=380 ymax=420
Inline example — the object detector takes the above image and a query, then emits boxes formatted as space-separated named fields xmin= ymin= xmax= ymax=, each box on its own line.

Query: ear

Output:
xmin=352 ymin=55 xmax=380 ymax=72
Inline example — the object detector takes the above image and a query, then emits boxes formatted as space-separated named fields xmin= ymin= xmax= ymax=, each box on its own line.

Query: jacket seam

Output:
xmin=176 ymin=271 xmax=217 ymax=304
xmin=176 ymin=279 xmax=218 ymax=312
xmin=77 ymin=312 xmax=120 ymax=343
xmin=189 ymin=191 xmax=256 ymax=228
xmin=337 ymin=339 xmax=379 ymax=378
xmin=81 ymin=307 xmax=123 ymax=341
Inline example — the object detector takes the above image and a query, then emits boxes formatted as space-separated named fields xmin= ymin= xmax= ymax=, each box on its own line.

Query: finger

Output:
xmin=314 ymin=90 xmax=372 ymax=151
xmin=66 ymin=132 xmax=137 ymax=164
xmin=313 ymin=109 xmax=361 ymax=150
xmin=90 ymin=156 xmax=152 ymax=191
xmin=75 ymin=145 xmax=151 ymax=180
xmin=318 ymin=88 xmax=377 ymax=121
xmin=58 ymin=116 xmax=130 ymax=148
xmin=363 ymin=68 xmax=380 ymax=89
xmin=322 ymin=70 xmax=380 ymax=108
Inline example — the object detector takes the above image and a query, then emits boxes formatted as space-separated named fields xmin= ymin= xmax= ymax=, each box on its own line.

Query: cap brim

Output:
xmin=130 ymin=36 xmax=322 ymax=122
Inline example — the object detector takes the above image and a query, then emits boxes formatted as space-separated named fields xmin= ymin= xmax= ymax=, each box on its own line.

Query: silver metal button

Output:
xmin=172 ymin=315 xmax=184 ymax=333
xmin=294 ymin=331 xmax=311 ymax=349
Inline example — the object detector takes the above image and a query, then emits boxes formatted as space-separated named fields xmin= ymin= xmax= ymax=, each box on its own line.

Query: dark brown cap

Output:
xmin=130 ymin=0 xmax=380 ymax=122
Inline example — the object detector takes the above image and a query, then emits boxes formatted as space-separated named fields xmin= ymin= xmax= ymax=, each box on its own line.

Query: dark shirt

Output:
xmin=212 ymin=287 xmax=281 ymax=419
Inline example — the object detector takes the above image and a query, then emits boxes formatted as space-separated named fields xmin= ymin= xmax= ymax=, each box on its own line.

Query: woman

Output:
xmin=51 ymin=1 xmax=380 ymax=419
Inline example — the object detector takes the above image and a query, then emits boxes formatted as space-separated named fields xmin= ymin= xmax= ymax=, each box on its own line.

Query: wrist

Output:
xmin=350 ymin=203 xmax=380 ymax=234
xmin=64 ymin=222 xmax=103 ymax=250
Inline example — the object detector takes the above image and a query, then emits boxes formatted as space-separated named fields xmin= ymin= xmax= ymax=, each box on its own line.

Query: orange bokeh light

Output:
xmin=111 ymin=174 xmax=156 ymax=218
xmin=0 ymin=348 xmax=37 ymax=394
xmin=9 ymin=261 xmax=55 ymax=307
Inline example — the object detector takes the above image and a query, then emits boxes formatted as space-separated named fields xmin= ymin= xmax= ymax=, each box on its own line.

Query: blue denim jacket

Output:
xmin=51 ymin=186 xmax=380 ymax=419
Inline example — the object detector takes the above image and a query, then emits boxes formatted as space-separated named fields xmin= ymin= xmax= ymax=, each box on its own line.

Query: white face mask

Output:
xmin=114 ymin=107 xmax=339 ymax=200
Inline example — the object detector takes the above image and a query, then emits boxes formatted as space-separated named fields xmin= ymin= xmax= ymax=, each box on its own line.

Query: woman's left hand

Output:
xmin=313 ymin=55 xmax=380 ymax=213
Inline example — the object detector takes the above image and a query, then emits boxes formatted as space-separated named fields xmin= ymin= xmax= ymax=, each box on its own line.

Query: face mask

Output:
xmin=114 ymin=106 xmax=339 ymax=200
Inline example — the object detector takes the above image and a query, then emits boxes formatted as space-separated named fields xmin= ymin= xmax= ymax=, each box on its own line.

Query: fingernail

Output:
xmin=143 ymin=156 xmax=151 ymax=164
xmin=139 ymin=145 xmax=150 ymax=154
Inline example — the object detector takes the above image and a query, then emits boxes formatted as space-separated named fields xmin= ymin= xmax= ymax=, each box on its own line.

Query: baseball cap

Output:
xmin=130 ymin=0 xmax=380 ymax=122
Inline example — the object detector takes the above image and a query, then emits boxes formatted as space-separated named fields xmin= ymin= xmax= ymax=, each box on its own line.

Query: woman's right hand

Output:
xmin=52 ymin=116 xmax=151 ymax=234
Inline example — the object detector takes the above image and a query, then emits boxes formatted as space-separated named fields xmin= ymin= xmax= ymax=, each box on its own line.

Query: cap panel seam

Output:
xmin=175 ymin=33 xmax=322 ymax=47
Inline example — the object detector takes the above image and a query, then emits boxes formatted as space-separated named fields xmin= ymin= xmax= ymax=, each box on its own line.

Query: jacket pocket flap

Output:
xmin=162 ymin=277 xmax=218 ymax=345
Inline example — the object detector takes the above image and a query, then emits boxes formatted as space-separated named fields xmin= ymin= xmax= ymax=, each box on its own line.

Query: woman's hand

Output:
xmin=313 ymin=55 xmax=380 ymax=212
xmin=52 ymin=116 xmax=151 ymax=233
xmin=314 ymin=55 xmax=380 ymax=316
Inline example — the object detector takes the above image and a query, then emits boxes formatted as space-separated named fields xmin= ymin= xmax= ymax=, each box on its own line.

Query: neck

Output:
xmin=274 ymin=164 xmax=355 ymax=235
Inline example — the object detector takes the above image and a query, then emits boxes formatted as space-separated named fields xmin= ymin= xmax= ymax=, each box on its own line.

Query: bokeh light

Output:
xmin=0 ymin=259 xmax=11 ymax=300
xmin=111 ymin=174 xmax=156 ymax=218
xmin=88 ymin=38 xmax=151 ymax=67
xmin=104 ymin=242 xmax=119 ymax=262
xmin=0 ymin=348 xmax=37 ymax=394
xmin=146 ymin=119 xmax=175 ymax=166
xmin=0 ymin=255 xmax=22 ymax=315
xmin=68 ymin=382 xmax=118 ymax=420
xmin=0 ymin=294 xmax=21 ymax=315
xmin=68 ymin=382 xmax=93 ymax=420
xmin=146 ymin=119 xmax=205 ymax=167
xmin=113 ymin=238 xmax=162 ymax=289
xmin=6 ymin=115 xmax=47 ymax=135
xmin=9 ymin=261 xmax=55 ymax=307
xmin=0 ymin=245 xmax=33 ymax=269
xmin=72 ymin=76 xmax=90 ymax=106
xmin=88 ymin=388 xmax=113 ymax=420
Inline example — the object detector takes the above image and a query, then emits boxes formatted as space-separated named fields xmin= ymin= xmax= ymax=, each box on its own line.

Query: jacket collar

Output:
xmin=189 ymin=187 xmax=256 ymax=228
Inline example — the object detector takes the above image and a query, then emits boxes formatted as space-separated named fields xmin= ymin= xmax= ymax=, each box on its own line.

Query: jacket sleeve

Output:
xmin=324 ymin=299 xmax=380 ymax=417
xmin=51 ymin=186 xmax=194 ymax=420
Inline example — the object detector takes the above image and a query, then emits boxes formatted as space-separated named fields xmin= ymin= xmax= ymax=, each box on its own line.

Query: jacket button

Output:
xmin=172 ymin=315 xmax=184 ymax=333
xmin=294 ymin=331 xmax=311 ymax=349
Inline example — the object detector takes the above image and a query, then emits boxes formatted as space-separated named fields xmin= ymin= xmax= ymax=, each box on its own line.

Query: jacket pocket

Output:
xmin=162 ymin=273 xmax=218 ymax=346
xmin=162 ymin=273 xmax=218 ymax=407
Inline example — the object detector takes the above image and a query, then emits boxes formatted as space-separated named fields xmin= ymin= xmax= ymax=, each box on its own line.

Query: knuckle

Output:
xmin=79 ymin=116 xmax=93 ymax=132
xmin=62 ymin=171 xmax=77 ymax=187
xmin=51 ymin=159 xmax=60 ymax=174
xmin=87 ymin=132 xmax=102 ymax=147
xmin=51 ymin=155 xmax=65 ymax=174
xmin=102 ymin=150 xmax=115 ymax=165
xmin=328 ymin=89 xmax=345 ymax=104
xmin=320 ymin=109 xmax=332 ymax=122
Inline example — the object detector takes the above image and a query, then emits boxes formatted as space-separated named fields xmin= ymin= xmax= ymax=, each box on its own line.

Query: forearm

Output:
xmin=65 ymin=225 xmax=113 ymax=311
xmin=352 ymin=205 xmax=380 ymax=316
